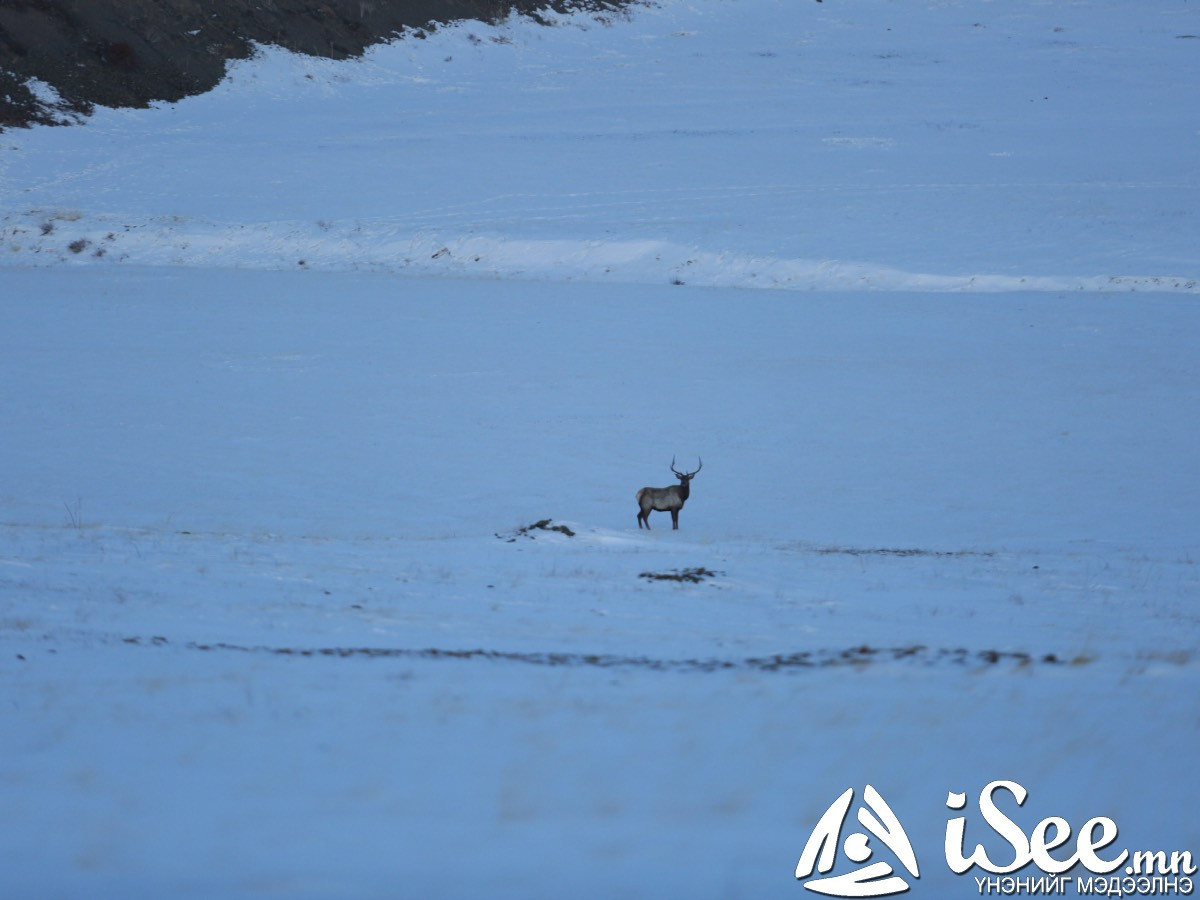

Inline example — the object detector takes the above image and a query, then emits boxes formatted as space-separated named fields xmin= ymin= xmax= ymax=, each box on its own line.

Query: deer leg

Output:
xmin=637 ymin=508 xmax=648 ymax=529
xmin=671 ymin=510 xmax=679 ymax=529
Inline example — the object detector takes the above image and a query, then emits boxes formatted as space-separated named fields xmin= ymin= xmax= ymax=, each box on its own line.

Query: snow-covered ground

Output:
xmin=1 ymin=1 xmax=1198 ymax=897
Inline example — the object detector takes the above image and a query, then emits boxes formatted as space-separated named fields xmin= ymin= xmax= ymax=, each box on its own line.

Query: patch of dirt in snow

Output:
xmin=117 ymin=634 xmax=1090 ymax=671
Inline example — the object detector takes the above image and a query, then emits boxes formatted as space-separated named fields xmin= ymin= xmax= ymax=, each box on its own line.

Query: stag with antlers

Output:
xmin=636 ymin=457 xmax=702 ymax=530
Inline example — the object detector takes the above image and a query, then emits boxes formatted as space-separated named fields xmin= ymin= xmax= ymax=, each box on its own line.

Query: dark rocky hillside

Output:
xmin=0 ymin=0 xmax=634 ymax=129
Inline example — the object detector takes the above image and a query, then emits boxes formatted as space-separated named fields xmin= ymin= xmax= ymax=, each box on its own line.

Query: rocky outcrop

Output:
xmin=0 ymin=0 xmax=633 ymax=129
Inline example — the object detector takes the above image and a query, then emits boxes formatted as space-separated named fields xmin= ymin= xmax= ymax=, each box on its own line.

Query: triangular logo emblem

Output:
xmin=795 ymin=785 xmax=920 ymax=897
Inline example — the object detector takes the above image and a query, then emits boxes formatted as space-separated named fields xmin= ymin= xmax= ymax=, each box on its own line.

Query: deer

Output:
xmin=636 ymin=457 xmax=702 ymax=530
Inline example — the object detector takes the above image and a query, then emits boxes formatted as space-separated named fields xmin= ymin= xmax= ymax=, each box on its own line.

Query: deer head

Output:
xmin=670 ymin=456 xmax=702 ymax=484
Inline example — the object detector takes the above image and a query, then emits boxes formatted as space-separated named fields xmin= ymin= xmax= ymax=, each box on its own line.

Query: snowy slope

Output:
xmin=3 ymin=0 xmax=1198 ymax=290
xmin=1 ymin=1 xmax=1198 ymax=897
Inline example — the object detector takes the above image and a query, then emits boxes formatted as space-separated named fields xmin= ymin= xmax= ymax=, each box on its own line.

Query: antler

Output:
xmin=670 ymin=456 xmax=681 ymax=475
xmin=688 ymin=457 xmax=702 ymax=476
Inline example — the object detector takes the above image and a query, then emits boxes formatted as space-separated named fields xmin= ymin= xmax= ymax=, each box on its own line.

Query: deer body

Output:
xmin=636 ymin=458 xmax=701 ymax=530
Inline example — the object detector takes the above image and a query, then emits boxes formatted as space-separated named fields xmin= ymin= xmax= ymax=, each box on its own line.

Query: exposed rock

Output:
xmin=0 ymin=0 xmax=635 ymax=129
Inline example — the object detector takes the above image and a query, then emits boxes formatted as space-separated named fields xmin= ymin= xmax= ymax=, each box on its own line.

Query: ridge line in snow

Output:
xmin=4 ymin=211 xmax=1197 ymax=294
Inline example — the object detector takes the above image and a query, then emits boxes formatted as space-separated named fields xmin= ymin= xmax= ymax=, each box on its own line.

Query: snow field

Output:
xmin=2 ymin=266 xmax=1197 ymax=895
xmin=1 ymin=0 xmax=1198 ymax=895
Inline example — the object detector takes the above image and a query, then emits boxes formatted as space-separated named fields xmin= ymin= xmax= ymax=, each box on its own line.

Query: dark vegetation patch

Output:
xmin=638 ymin=566 xmax=722 ymax=583
xmin=121 ymin=635 xmax=1093 ymax=672
xmin=811 ymin=546 xmax=995 ymax=559
xmin=496 ymin=518 xmax=576 ymax=541
xmin=0 ymin=0 xmax=642 ymax=130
